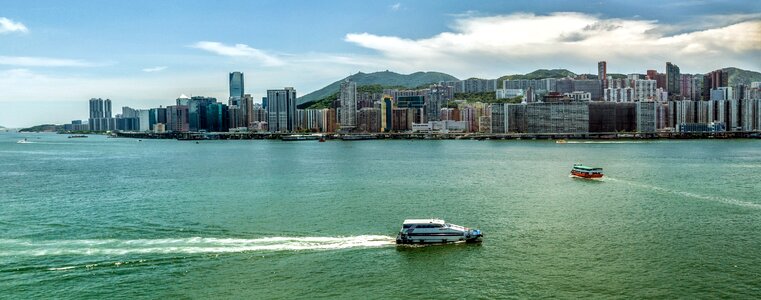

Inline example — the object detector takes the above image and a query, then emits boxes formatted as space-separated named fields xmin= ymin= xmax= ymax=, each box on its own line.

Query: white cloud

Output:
xmin=390 ymin=3 xmax=401 ymax=11
xmin=190 ymin=41 xmax=285 ymax=66
xmin=345 ymin=12 xmax=761 ymax=76
xmin=0 ymin=56 xmax=105 ymax=67
xmin=0 ymin=17 xmax=28 ymax=34
xmin=142 ymin=66 xmax=167 ymax=72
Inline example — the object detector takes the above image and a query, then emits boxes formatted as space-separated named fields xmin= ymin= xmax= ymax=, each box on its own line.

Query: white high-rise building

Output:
xmin=339 ymin=80 xmax=357 ymax=131
xmin=604 ymin=88 xmax=634 ymax=102
xmin=634 ymin=80 xmax=657 ymax=101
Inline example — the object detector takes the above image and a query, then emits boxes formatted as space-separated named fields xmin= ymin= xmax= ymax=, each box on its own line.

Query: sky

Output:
xmin=1 ymin=0 xmax=760 ymax=127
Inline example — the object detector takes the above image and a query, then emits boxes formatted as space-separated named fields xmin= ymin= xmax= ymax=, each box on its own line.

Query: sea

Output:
xmin=1 ymin=132 xmax=760 ymax=299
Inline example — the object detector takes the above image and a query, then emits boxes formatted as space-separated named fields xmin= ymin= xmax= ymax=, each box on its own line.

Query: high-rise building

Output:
xmin=89 ymin=98 xmax=104 ymax=119
xmin=339 ymin=80 xmax=357 ymax=131
xmin=229 ymin=72 xmax=244 ymax=99
xmin=104 ymin=99 xmax=112 ymax=119
xmin=573 ymin=80 xmax=603 ymax=100
xmin=666 ymin=62 xmax=680 ymax=99
xmin=646 ymin=70 xmax=658 ymax=80
xmin=392 ymin=108 xmax=413 ymax=132
xmin=356 ymin=107 xmax=380 ymax=133
xmin=380 ymin=96 xmax=393 ymax=132
xmin=88 ymin=98 xmax=114 ymax=131
xmin=166 ymin=105 xmax=189 ymax=132
xmin=187 ymin=96 xmax=217 ymax=131
xmin=636 ymin=101 xmax=657 ymax=133
xmin=396 ymin=95 xmax=425 ymax=123
xmin=266 ymin=87 xmax=297 ymax=132
xmin=598 ymin=61 xmax=607 ymax=89
xmin=206 ymin=102 xmax=229 ymax=132
xmin=426 ymin=84 xmax=452 ymax=122
xmin=462 ymin=78 xmax=497 ymax=93
xmin=634 ymin=80 xmax=657 ymax=101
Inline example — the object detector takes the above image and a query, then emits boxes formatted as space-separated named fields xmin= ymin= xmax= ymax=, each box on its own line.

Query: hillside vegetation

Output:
xmin=297 ymin=71 xmax=459 ymax=104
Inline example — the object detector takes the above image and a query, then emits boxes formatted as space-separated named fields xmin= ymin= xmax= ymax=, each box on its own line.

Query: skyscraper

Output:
xmin=187 ymin=96 xmax=217 ymax=131
xmin=380 ymin=96 xmax=393 ymax=132
xmin=89 ymin=98 xmax=104 ymax=119
xmin=666 ymin=62 xmax=680 ymax=99
xmin=266 ymin=87 xmax=297 ymax=132
xmin=229 ymin=72 xmax=244 ymax=99
xmin=104 ymin=99 xmax=112 ymax=118
xmin=339 ymin=80 xmax=357 ymax=131
xmin=598 ymin=61 xmax=607 ymax=89
xmin=88 ymin=98 xmax=114 ymax=131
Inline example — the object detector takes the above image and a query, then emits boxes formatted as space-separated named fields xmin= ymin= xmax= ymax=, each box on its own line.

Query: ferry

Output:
xmin=570 ymin=163 xmax=604 ymax=179
xmin=396 ymin=219 xmax=483 ymax=244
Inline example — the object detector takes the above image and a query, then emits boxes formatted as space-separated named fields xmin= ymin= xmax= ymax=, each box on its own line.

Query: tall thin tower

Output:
xmin=339 ymin=80 xmax=357 ymax=131
xmin=598 ymin=61 xmax=607 ymax=89
xmin=229 ymin=72 xmax=245 ymax=99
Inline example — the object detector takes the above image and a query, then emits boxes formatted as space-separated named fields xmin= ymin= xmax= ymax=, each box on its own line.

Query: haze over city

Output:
xmin=1 ymin=0 xmax=760 ymax=127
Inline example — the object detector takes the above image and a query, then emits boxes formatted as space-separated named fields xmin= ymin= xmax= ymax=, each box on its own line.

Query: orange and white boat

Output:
xmin=570 ymin=163 xmax=604 ymax=179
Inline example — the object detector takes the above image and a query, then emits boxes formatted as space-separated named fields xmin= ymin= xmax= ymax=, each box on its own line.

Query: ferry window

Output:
xmin=403 ymin=224 xmax=411 ymax=228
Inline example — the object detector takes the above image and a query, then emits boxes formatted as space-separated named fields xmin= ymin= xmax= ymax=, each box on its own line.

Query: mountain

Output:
xmin=724 ymin=67 xmax=761 ymax=86
xmin=497 ymin=69 xmax=576 ymax=87
xmin=19 ymin=124 xmax=62 ymax=132
xmin=297 ymin=71 xmax=459 ymax=104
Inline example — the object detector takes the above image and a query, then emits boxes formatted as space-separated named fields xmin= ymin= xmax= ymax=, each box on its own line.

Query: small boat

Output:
xmin=17 ymin=138 xmax=31 ymax=144
xmin=68 ymin=135 xmax=88 ymax=138
xmin=570 ymin=163 xmax=604 ymax=179
xmin=318 ymin=137 xmax=326 ymax=142
xmin=556 ymin=139 xmax=567 ymax=144
xmin=396 ymin=219 xmax=483 ymax=244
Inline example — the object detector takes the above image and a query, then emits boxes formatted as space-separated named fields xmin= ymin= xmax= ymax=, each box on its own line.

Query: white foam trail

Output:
xmin=47 ymin=266 xmax=76 ymax=271
xmin=0 ymin=235 xmax=396 ymax=257
xmin=606 ymin=177 xmax=761 ymax=209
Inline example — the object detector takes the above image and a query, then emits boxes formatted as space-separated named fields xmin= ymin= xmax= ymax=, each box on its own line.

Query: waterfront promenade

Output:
xmin=113 ymin=130 xmax=761 ymax=141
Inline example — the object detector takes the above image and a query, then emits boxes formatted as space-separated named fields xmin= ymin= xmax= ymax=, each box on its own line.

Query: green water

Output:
xmin=2 ymin=133 xmax=760 ymax=298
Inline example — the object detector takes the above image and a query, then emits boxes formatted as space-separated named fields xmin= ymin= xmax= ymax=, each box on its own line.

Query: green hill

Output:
xmin=724 ymin=67 xmax=761 ymax=86
xmin=298 ymin=84 xmax=407 ymax=109
xmin=19 ymin=124 xmax=62 ymax=132
xmin=497 ymin=69 xmax=576 ymax=88
xmin=297 ymin=70 xmax=459 ymax=105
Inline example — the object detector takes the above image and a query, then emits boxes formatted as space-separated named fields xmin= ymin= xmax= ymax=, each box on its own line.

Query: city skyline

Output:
xmin=1 ymin=0 xmax=760 ymax=127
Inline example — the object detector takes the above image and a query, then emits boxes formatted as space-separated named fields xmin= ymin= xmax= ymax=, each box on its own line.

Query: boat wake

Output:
xmin=0 ymin=235 xmax=396 ymax=257
xmin=605 ymin=177 xmax=761 ymax=209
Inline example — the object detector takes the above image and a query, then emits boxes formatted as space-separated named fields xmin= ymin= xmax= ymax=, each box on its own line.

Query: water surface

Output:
xmin=1 ymin=133 xmax=760 ymax=298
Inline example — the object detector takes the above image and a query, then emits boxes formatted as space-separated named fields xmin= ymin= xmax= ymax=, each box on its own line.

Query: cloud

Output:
xmin=390 ymin=3 xmax=401 ymax=11
xmin=142 ymin=66 xmax=167 ymax=72
xmin=344 ymin=12 xmax=761 ymax=75
xmin=0 ymin=17 xmax=28 ymax=34
xmin=0 ymin=55 xmax=106 ymax=67
xmin=190 ymin=41 xmax=285 ymax=66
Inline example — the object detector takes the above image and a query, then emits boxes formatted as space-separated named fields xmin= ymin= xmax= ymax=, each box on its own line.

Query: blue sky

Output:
xmin=1 ymin=0 xmax=760 ymax=127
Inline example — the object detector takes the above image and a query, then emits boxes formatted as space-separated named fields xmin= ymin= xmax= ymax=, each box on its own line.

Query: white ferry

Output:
xmin=396 ymin=219 xmax=483 ymax=244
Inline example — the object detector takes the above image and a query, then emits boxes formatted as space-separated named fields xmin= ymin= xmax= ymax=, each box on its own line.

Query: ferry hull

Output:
xmin=570 ymin=171 xmax=604 ymax=179
xmin=395 ymin=231 xmax=483 ymax=244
